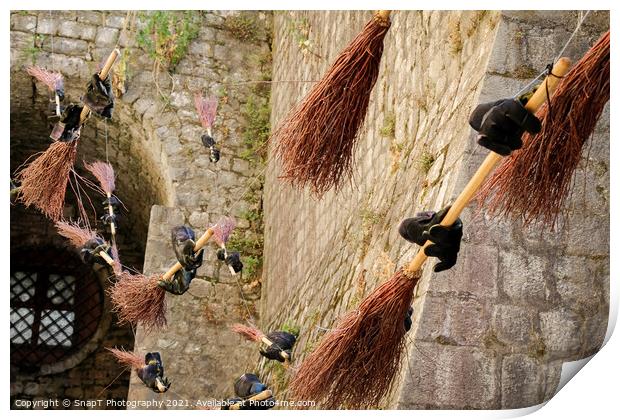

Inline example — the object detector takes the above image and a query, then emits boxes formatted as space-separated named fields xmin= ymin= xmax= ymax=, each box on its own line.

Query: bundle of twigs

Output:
xmin=290 ymin=270 xmax=418 ymax=408
xmin=476 ymin=31 xmax=610 ymax=228
xmin=212 ymin=216 xmax=236 ymax=248
xmin=231 ymin=323 xmax=293 ymax=365
xmin=109 ymin=226 xmax=216 ymax=330
xmin=289 ymin=58 xmax=571 ymax=409
xmin=55 ymin=220 xmax=115 ymax=267
xmin=15 ymin=49 xmax=120 ymax=221
xmin=16 ymin=142 xmax=78 ymax=221
xmin=84 ymin=161 xmax=118 ymax=237
xmin=272 ymin=11 xmax=392 ymax=197
xmin=26 ymin=65 xmax=64 ymax=115
xmin=107 ymin=347 xmax=144 ymax=370
xmin=25 ymin=66 xmax=64 ymax=94
xmin=194 ymin=93 xmax=218 ymax=135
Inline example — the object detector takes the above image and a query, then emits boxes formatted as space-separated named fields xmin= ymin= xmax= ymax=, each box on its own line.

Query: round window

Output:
xmin=10 ymin=246 xmax=104 ymax=372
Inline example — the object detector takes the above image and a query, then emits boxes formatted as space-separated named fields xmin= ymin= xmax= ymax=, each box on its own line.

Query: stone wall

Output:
xmin=10 ymin=9 xmax=609 ymax=410
xmin=10 ymin=10 xmax=272 ymax=408
xmin=261 ymin=10 xmax=609 ymax=409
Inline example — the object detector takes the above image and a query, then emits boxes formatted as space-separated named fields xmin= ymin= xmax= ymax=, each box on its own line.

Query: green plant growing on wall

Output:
xmin=358 ymin=205 xmax=386 ymax=258
xmin=136 ymin=11 xmax=201 ymax=72
xmin=280 ymin=322 xmax=301 ymax=337
xmin=389 ymin=139 xmax=404 ymax=174
xmin=23 ymin=33 xmax=46 ymax=64
xmin=418 ymin=150 xmax=436 ymax=174
xmin=288 ymin=16 xmax=321 ymax=58
xmin=224 ymin=13 xmax=261 ymax=43
xmin=448 ymin=18 xmax=463 ymax=55
xmin=380 ymin=112 xmax=396 ymax=138
xmin=240 ymin=92 xmax=270 ymax=164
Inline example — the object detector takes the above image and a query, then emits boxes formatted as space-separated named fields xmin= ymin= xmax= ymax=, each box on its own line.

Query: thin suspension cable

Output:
xmin=513 ymin=10 xmax=591 ymax=99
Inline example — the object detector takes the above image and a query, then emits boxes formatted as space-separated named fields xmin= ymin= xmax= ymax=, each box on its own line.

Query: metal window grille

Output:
xmin=10 ymin=247 xmax=104 ymax=370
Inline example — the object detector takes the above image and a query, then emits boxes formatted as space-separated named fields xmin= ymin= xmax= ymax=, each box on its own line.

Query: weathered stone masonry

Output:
xmin=11 ymin=10 xmax=272 ymax=408
xmin=261 ymin=10 xmax=609 ymax=409
xmin=10 ymin=10 xmax=609 ymax=410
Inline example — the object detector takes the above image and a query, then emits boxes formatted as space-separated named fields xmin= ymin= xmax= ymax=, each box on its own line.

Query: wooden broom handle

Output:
xmin=404 ymin=57 xmax=572 ymax=276
xmin=260 ymin=336 xmax=290 ymax=362
xmin=376 ymin=10 xmax=391 ymax=20
xmin=99 ymin=249 xmax=115 ymax=266
xmin=228 ymin=389 xmax=273 ymax=410
xmin=79 ymin=48 xmax=120 ymax=123
xmin=161 ymin=227 xmax=215 ymax=281
xmin=106 ymin=192 xmax=117 ymax=236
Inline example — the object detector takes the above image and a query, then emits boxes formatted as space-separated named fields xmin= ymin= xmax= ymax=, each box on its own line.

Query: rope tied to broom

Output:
xmin=477 ymin=30 xmax=610 ymax=228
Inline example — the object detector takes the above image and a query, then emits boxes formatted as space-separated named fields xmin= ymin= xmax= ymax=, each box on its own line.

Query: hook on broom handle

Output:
xmin=161 ymin=227 xmax=216 ymax=281
xmin=79 ymin=48 xmax=121 ymax=124
xmin=404 ymin=57 xmax=572 ymax=276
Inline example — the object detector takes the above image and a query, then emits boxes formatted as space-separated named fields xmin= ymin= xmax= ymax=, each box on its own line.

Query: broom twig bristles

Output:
xmin=231 ymin=323 xmax=265 ymax=342
xmin=55 ymin=221 xmax=100 ymax=249
xmin=15 ymin=141 xmax=78 ymax=221
xmin=109 ymin=272 xmax=167 ymax=331
xmin=194 ymin=93 xmax=218 ymax=130
xmin=212 ymin=216 xmax=236 ymax=247
xmin=25 ymin=65 xmax=64 ymax=92
xmin=107 ymin=347 xmax=143 ymax=370
xmin=84 ymin=160 xmax=116 ymax=194
xmin=272 ymin=12 xmax=391 ymax=197
xmin=290 ymin=269 xmax=420 ymax=409
xmin=476 ymin=30 xmax=610 ymax=228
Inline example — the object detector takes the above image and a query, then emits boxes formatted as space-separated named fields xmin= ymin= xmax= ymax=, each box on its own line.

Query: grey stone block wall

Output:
xmin=11 ymin=10 xmax=272 ymax=407
xmin=127 ymin=206 xmax=257 ymax=406
xmin=261 ymin=10 xmax=609 ymax=409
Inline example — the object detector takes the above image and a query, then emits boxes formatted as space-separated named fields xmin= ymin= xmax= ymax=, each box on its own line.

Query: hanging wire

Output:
xmin=513 ymin=10 xmax=591 ymax=99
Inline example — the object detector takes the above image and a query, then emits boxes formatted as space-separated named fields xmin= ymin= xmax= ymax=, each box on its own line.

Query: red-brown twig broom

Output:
xmin=195 ymin=93 xmax=220 ymax=163
xmin=476 ymin=30 xmax=610 ymax=228
xmin=107 ymin=347 xmax=144 ymax=371
xmin=109 ymin=226 xmax=216 ymax=330
xmin=107 ymin=347 xmax=171 ymax=393
xmin=272 ymin=11 xmax=392 ymax=197
xmin=15 ymin=49 xmax=120 ymax=221
xmin=231 ymin=323 xmax=296 ymax=367
xmin=195 ymin=93 xmax=218 ymax=137
xmin=289 ymin=58 xmax=572 ymax=409
xmin=55 ymin=221 xmax=116 ymax=269
xmin=84 ymin=161 xmax=118 ymax=239
xmin=25 ymin=65 xmax=64 ymax=116
xmin=212 ymin=216 xmax=239 ymax=275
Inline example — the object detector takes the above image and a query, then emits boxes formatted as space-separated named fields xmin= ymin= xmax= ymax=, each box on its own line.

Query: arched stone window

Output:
xmin=10 ymin=246 xmax=106 ymax=374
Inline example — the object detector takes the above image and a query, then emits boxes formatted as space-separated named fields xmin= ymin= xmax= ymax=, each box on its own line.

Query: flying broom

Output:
xmin=195 ymin=93 xmax=221 ymax=163
xmin=25 ymin=66 xmax=65 ymax=116
xmin=476 ymin=30 xmax=610 ymax=228
xmin=84 ymin=161 xmax=119 ymax=240
xmin=289 ymin=58 xmax=572 ymax=409
xmin=231 ymin=323 xmax=297 ymax=367
xmin=16 ymin=49 xmax=120 ymax=221
xmin=55 ymin=221 xmax=121 ymax=274
xmin=109 ymin=220 xmax=232 ymax=330
xmin=272 ymin=10 xmax=392 ymax=197
xmin=108 ymin=347 xmax=171 ymax=393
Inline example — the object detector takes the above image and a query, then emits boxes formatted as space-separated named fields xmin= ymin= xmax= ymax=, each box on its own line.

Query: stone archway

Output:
xmin=9 ymin=22 xmax=170 ymax=405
